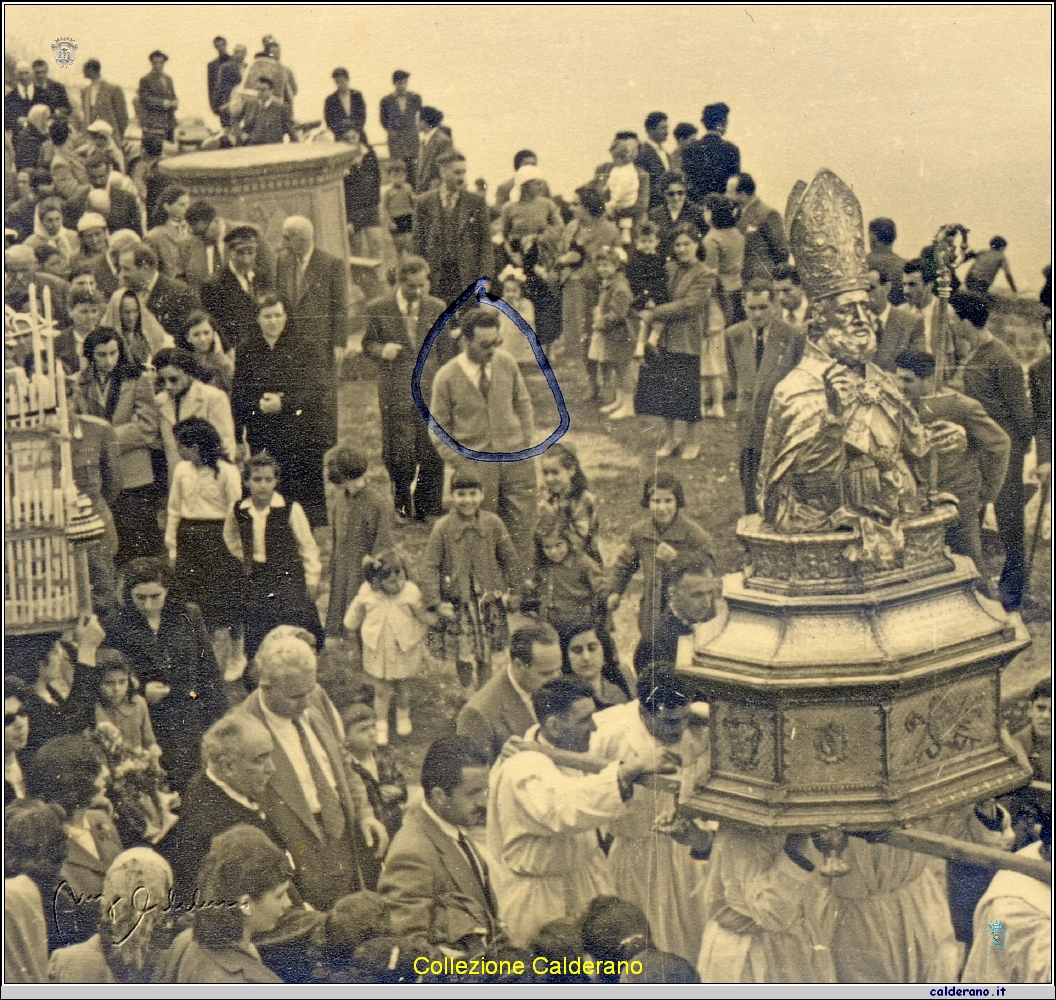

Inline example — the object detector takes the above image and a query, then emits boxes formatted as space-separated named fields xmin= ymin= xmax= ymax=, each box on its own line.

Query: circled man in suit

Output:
xmin=238 ymin=627 xmax=389 ymax=906
xmin=378 ymin=736 xmax=505 ymax=947
xmin=362 ymin=254 xmax=447 ymax=521
xmin=428 ymin=307 xmax=538 ymax=563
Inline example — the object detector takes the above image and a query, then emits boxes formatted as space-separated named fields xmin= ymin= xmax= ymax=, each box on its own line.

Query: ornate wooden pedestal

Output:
xmin=159 ymin=144 xmax=356 ymax=264
xmin=678 ymin=509 xmax=1031 ymax=832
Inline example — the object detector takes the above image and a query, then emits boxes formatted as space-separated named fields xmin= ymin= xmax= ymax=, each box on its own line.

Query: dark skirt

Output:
xmin=172 ymin=520 xmax=243 ymax=632
xmin=243 ymin=565 xmax=325 ymax=661
xmin=634 ymin=349 xmax=702 ymax=422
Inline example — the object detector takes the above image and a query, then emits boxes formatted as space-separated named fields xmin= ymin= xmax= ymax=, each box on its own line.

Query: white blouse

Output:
xmin=165 ymin=459 xmax=243 ymax=562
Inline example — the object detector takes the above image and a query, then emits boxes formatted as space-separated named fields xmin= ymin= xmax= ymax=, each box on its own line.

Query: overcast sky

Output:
xmin=9 ymin=5 xmax=1052 ymax=288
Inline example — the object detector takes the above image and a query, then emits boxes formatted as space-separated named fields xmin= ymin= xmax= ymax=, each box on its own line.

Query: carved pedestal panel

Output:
xmin=159 ymin=144 xmax=356 ymax=265
xmin=679 ymin=512 xmax=1030 ymax=831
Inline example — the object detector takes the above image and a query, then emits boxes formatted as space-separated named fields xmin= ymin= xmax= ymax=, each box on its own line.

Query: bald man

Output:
xmin=275 ymin=214 xmax=351 ymax=357
xmin=160 ymin=711 xmax=280 ymax=901
xmin=238 ymin=627 xmax=389 ymax=904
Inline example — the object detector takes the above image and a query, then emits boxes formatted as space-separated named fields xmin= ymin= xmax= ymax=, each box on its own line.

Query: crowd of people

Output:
xmin=3 ymin=35 xmax=1052 ymax=985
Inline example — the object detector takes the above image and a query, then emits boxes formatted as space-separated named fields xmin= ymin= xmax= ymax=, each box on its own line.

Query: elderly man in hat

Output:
xmin=138 ymin=50 xmax=178 ymax=143
xmin=200 ymin=224 xmax=272 ymax=350
xmin=238 ymin=626 xmax=389 ymax=906
xmin=756 ymin=170 xmax=966 ymax=563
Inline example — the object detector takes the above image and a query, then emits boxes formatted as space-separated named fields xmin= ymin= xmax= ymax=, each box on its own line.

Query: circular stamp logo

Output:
xmin=51 ymin=37 xmax=78 ymax=69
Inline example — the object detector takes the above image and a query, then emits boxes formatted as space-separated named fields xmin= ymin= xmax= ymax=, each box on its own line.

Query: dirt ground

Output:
xmin=319 ymin=315 xmax=1051 ymax=783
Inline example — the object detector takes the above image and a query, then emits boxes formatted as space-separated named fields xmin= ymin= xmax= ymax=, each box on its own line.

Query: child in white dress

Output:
xmin=343 ymin=548 xmax=436 ymax=744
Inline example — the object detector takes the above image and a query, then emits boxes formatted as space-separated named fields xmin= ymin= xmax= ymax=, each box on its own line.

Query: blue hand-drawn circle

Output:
xmin=410 ymin=278 xmax=570 ymax=463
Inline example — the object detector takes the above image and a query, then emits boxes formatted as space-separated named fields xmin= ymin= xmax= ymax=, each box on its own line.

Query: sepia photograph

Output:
xmin=3 ymin=4 xmax=1052 ymax=989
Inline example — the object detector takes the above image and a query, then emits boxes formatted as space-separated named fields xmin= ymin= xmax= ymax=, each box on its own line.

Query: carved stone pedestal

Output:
xmin=678 ymin=510 xmax=1030 ymax=832
xmin=159 ymin=144 xmax=356 ymax=264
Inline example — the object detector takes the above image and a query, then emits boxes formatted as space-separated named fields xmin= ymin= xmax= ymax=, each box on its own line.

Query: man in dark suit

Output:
xmin=635 ymin=111 xmax=671 ymax=209
xmin=201 ymin=225 xmax=270 ymax=350
xmin=680 ymin=102 xmax=740 ymax=203
xmin=950 ymin=292 xmax=1034 ymax=612
xmin=30 ymin=59 xmax=71 ymax=117
xmin=416 ymin=106 xmax=453 ymax=194
xmin=106 ymin=242 xmax=199 ymax=345
xmin=379 ymin=736 xmax=504 ymax=945
xmin=4 ymin=61 xmax=34 ymax=136
xmin=239 ymin=628 xmax=389 ymax=907
xmin=206 ymin=36 xmax=243 ymax=128
xmin=867 ymin=217 xmax=907 ymax=306
xmin=81 ymin=60 xmax=128 ymax=141
xmin=456 ymin=623 xmax=564 ymax=763
xmin=380 ymin=70 xmax=423 ymax=186
xmin=67 ymin=156 xmax=143 ymax=235
xmin=362 ymin=255 xmax=446 ymax=520
xmin=896 ymin=350 xmax=1010 ymax=575
xmin=725 ymin=278 xmax=806 ymax=514
xmin=413 ymin=150 xmax=494 ymax=305
xmin=162 ymin=712 xmax=280 ymax=902
xmin=324 ymin=67 xmax=366 ymax=141
xmin=727 ymin=173 xmax=790 ymax=282
xmin=138 ymin=50 xmax=178 ymax=143
xmin=275 ymin=215 xmax=350 ymax=355
xmin=241 ymin=76 xmax=297 ymax=145
xmin=867 ymin=267 xmax=926 ymax=371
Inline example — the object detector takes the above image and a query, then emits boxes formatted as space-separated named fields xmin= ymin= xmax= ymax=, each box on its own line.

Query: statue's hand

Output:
xmin=926 ymin=419 xmax=967 ymax=454
xmin=823 ymin=364 xmax=856 ymax=415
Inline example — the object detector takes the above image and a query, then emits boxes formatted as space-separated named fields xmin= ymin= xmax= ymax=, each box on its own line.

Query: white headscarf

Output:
xmin=510 ymin=164 xmax=544 ymax=204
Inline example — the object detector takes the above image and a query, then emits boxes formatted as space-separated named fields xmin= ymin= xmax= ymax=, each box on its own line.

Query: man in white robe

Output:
xmin=486 ymin=677 xmax=674 ymax=948
xmin=590 ymin=673 xmax=711 ymax=964
xmin=697 ymin=824 xmax=836 ymax=983
xmin=962 ymin=823 xmax=1051 ymax=984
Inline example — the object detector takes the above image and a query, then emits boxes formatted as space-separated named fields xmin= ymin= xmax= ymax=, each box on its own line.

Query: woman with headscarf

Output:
xmin=47 ymin=847 xmax=175 ymax=983
xmin=14 ymin=104 xmax=51 ymax=171
xmin=25 ymin=196 xmax=80 ymax=274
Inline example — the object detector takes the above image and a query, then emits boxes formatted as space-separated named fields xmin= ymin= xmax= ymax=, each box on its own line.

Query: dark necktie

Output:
xmin=457 ymin=832 xmax=494 ymax=913
xmin=755 ymin=329 xmax=766 ymax=369
xmin=295 ymin=717 xmax=346 ymax=840
xmin=478 ymin=365 xmax=490 ymax=401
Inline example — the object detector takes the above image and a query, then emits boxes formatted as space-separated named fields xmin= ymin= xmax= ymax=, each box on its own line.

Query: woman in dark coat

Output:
xmin=231 ymin=293 xmax=334 ymax=527
xmin=103 ymin=558 xmax=225 ymax=790
xmin=634 ymin=222 xmax=714 ymax=460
